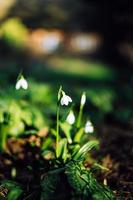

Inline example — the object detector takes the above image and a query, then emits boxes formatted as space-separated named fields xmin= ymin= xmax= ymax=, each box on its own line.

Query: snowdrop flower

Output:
xmin=15 ymin=76 xmax=28 ymax=90
xmin=66 ymin=111 xmax=75 ymax=125
xmin=60 ymin=91 xmax=72 ymax=106
xmin=81 ymin=92 xmax=86 ymax=106
xmin=84 ymin=120 xmax=94 ymax=133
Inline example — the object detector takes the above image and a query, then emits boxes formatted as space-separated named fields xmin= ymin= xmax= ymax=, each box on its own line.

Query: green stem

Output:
xmin=0 ymin=111 xmax=10 ymax=151
xmin=56 ymin=105 xmax=60 ymax=158
xmin=0 ymin=123 xmax=8 ymax=151
xmin=77 ymin=104 xmax=83 ymax=129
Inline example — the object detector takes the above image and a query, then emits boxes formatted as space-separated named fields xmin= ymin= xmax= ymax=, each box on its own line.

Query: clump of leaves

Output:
xmin=66 ymin=161 xmax=117 ymax=200
xmin=40 ymin=141 xmax=117 ymax=200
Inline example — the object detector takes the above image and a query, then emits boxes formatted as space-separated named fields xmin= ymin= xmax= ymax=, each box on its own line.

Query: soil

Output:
xmin=96 ymin=124 xmax=133 ymax=200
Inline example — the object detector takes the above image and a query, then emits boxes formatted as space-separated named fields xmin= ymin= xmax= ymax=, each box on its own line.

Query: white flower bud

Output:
xmin=81 ymin=92 xmax=86 ymax=106
xmin=66 ymin=111 xmax=75 ymax=125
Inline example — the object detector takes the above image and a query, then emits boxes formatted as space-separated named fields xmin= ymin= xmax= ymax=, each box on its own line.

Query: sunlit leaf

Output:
xmin=0 ymin=180 xmax=23 ymax=200
xmin=58 ymin=138 xmax=68 ymax=162
xmin=73 ymin=127 xmax=84 ymax=143
xmin=60 ymin=121 xmax=72 ymax=144
xmin=73 ymin=140 xmax=99 ymax=160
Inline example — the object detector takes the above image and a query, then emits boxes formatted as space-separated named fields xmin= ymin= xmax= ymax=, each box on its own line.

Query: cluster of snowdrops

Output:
xmin=0 ymin=74 xmax=118 ymax=200
xmin=16 ymin=74 xmax=94 ymax=134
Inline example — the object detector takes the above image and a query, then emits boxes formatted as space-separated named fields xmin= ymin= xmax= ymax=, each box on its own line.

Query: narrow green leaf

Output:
xmin=73 ymin=140 xmax=99 ymax=160
xmin=73 ymin=127 xmax=84 ymax=143
xmin=7 ymin=188 xmax=23 ymax=200
xmin=57 ymin=86 xmax=62 ymax=101
xmin=41 ymin=137 xmax=53 ymax=150
xmin=1 ymin=180 xmax=23 ymax=200
xmin=60 ymin=122 xmax=72 ymax=144
xmin=58 ymin=138 xmax=68 ymax=162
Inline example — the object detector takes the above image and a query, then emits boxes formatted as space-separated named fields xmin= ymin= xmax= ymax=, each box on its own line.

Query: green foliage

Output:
xmin=40 ymin=138 xmax=113 ymax=199
xmin=0 ymin=99 xmax=45 ymax=137
xmin=60 ymin=121 xmax=72 ymax=144
xmin=0 ymin=78 xmax=118 ymax=200
xmin=49 ymin=57 xmax=115 ymax=81
xmin=65 ymin=161 xmax=88 ymax=194
xmin=73 ymin=140 xmax=99 ymax=160
xmin=65 ymin=161 xmax=117 ymax=200
xmin=28 ymin=82 xmax=54 ymax=106
xmin=0 ymin=112 xmax=10 ymax=150
xmin=58 ymin=138 xmax=68 ymax=162
xmin=73 ymin=128 xmax=84 ymax=143
xmin=0 ymin=18 xmax=28 ymax=49
xmin=0 ymin=180 xmax=23 ymax=200
xmin=41 ymin=174 xmax=59 ymax=200
xmin=86 ymin=88 xmax=115 ymax=113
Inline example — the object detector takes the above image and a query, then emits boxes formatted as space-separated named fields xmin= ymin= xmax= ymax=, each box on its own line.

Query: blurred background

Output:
xmin=0 ymin=0 xmax=133 ymax=128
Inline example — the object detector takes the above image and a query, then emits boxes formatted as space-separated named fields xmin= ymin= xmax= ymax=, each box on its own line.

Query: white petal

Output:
xmin=85 ymin=120 xmax=94 ymax=133
xmin=67 ymin=96 xmax=72 ymax=102
xmin=21 ymin=79 xmax=28 ymax=89
xmin=61 ymin=96 xmax=68 ymax=105
xmin=60 ymin=92 xmax=72 ymax=106
xmin=64 ymin=100 xmax=69 ymax=105
xmin=61 ymin=97 xmax=67 ymax=105
xmin=86 ymin=121 xmax=92 ymax=126
xmin=15 ymin=80 xmax=21 ymax=90
xmin=85 ymin=125 xmax=94 ymax=133
xmin=65 ymin=96 xmax=70 ymax=104
xmin=60 ymin=98 xmax=64 ymax=105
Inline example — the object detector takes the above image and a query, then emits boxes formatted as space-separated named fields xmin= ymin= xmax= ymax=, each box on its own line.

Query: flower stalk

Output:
xmin=56 ymin=104 xmax=60 ymax=158
xmin=77 ymin=92 xmax=86 ymax=128
xmin=56 ymin=87 xmax=72 ymax=158
xmin=0 ymin=112 xmax=10 ymax=151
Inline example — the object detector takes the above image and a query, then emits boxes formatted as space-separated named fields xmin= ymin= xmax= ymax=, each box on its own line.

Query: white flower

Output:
xmin=84 ymin=120 xmax=94 ymax=133
xmin=60 ymin=91 xmax=72 ymax=106
xmin=15 ymin=76 xmax=28 ymax=90
xmin=81 ymin=92 xmax=86 ymax=106
xmin=66 ymin=111 xmax=75 ymax=125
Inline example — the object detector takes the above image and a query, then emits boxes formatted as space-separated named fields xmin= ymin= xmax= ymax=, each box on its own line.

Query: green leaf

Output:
xmin=73 ymin=128 xmax=84 ymax=143
xmin=60 ymin=122 xmax=72 ymax=144
xmin=58 ymin=138 xmax=68 ymax=162
xmin=65 ymin=161 xmax=88 ymax=194
xmin=91 ymin=163 xmax=109 ymax=173
xmin=87 ymin=172 xmax=117 ymax=200
xmin=57 ymin=86 xmax=62 ymax=101
xmin=0 ymin=180 xmax=23 ymax=200
xmin=65 ymin=161 xmax=117 ymax=200
xmin=71 ymin=144 xmax=80 ymax=157
xmin=41 ymin=173 xmax=59 ymax=200
xmin=41 ymin=137 xmax=53 ymax=150
xmin=73 ymin=140 xmax=99 ymax=160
